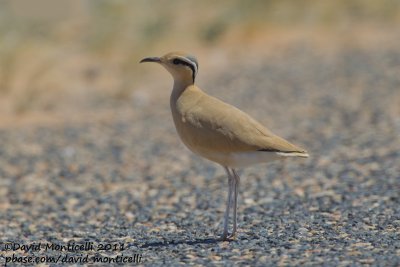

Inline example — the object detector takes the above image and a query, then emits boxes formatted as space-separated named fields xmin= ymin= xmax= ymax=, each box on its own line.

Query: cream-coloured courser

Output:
xmin=140 ymin=52 xmax=309 ymax=240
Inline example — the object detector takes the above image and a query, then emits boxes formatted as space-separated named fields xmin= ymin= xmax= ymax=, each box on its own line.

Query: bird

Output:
xmin=140 ymin=51 xmax=309 ymax=241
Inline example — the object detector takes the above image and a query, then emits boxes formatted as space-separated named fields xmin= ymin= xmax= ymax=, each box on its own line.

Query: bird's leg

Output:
xmin=230 ymin=169 xmax=240 ymax=238
xmin=222 ymin=167 xmax=233 ymax=240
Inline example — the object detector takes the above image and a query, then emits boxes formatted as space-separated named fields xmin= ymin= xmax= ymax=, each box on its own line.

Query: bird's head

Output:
xmin=140 ymin=52 xmax=198 ymax=86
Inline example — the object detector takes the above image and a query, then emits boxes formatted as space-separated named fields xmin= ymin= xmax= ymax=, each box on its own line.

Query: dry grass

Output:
xmin=0 ymin=0 xmax=399 ymax=118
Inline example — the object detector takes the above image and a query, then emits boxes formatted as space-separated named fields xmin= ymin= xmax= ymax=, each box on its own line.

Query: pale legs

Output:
xmin=232 ymin=169 xmax=240 ymax=235
xmin=222 ymin=167 xmax=240 ymax=240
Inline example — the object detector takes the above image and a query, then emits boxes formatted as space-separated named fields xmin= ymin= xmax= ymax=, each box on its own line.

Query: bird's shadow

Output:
xmin=137 ymin=236 xmax=222 ymax=249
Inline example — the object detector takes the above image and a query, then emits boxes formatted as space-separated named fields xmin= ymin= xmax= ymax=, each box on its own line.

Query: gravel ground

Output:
xmin=0 ymin=44 xmax=399 ymax=266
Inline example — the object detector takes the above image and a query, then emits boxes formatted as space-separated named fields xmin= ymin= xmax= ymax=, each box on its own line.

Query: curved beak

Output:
xmin=140 ymin=57 xmax=161 ymax=63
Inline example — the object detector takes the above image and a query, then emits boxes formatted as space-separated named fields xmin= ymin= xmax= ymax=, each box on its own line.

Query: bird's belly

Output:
xmin=193 ymin=150 xmax=281 ymax=168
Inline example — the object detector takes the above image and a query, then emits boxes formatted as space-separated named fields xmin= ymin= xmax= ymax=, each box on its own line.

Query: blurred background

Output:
xmin=0 ymin=0 xmax=399 ymax=124
xmin=1 ymin=1 xmax=399 ymax=263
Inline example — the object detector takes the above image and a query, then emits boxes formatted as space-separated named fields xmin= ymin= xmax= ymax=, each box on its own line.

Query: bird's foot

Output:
xmin=228 ymin=232 xmax=237 ymax=240
xmin=221 ymin=232 xmax=237 ymax=241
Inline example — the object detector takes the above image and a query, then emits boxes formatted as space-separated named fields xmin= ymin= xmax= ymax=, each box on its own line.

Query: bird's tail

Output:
xmin=276 ymin=151 xmax=309 ymax=158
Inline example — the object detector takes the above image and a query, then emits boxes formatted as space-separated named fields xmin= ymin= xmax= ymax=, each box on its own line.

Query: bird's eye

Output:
xmin=173 ymin=59 xmax=181 ymax=65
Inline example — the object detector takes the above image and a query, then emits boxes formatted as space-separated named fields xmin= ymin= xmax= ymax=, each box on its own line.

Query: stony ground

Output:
xmin=0 ymin=43 xmax=399 ymax=266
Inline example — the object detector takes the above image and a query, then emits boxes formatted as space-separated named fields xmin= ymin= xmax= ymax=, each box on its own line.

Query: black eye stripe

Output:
xmin=173 ymin=58 xmax=189 ymax=66
xmin=172 ymin=58 xmax=197 ymax=82
xmin=186 ymin=55 xmax=198 ymax=70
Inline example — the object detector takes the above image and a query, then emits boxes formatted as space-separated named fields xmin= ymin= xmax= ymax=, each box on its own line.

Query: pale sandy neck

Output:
xmin=170 ymin=80 xmax=193 ymax=105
